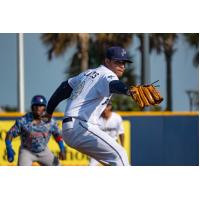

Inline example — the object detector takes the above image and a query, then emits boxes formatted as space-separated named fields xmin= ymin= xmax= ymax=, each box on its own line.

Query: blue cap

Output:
xmin=31 ymin=95 xmax=47 ymax=107
xmin=106 ymin=46 xmax=132 ymax=63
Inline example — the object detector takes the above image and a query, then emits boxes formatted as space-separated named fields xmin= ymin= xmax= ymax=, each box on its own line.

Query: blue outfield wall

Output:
xmin=122 ymin=114 xmax=199 ymax=166
xmin=0 ymin=112 xmax=199 ymax=166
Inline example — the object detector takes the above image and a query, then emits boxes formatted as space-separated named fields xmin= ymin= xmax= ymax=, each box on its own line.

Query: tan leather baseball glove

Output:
xmin=129 ymin=80 xmax=164 ymax=109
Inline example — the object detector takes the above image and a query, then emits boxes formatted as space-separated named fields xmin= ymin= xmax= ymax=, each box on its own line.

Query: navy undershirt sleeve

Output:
xmin=109 ymin=80 xmax=129 ymax=95
xmin=46 ymin=80 xmax=73 ymax=115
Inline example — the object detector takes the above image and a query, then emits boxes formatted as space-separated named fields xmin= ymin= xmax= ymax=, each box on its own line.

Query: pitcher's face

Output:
xmin=105 ymin=59 xmax=126 ymax=77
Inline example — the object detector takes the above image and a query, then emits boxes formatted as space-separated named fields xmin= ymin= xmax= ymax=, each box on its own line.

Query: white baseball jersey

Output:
xmin=99 ymin=112 xmax=124 ymax=140
xmin=65 ymin=65 xmax=118 ymax=125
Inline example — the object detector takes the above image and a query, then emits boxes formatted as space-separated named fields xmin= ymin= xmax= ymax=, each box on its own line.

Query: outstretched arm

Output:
xmin=109 ymin=80 xmax=130 ymax=95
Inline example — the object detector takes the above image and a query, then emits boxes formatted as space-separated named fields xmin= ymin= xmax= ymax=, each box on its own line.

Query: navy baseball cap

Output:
xmin=106 ymin=46 xmax=132 ymax=63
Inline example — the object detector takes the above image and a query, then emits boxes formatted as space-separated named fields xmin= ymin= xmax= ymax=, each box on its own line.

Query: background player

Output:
xmin=5 ymin=95 xmax=66 ymax=166
xmin=89 ymin=103 xmax=125 ymax=166
xmin=44 ymin=46 xmax=133 ymax=166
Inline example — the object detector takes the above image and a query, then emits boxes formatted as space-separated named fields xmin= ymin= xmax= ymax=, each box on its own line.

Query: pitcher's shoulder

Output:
xmin=98 ymin=65 xmax=118 ymax=78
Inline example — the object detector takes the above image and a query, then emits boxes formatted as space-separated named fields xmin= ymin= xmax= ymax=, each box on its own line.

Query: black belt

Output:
xmin=63 ymin=117 xmax=73 ymax=123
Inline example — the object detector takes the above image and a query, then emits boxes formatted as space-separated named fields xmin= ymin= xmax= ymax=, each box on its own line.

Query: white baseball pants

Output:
xmin=62 ymin=118 xmax=129 ymax=166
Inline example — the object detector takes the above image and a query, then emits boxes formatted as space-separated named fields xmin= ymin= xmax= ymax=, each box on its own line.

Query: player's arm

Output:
xmin=119 ymin=134 xmax=124 ymax=147
xmin=5 ymin=133 xmax=14 ymax=161
xmin=46 ymin=80 xmax=73 ymax=116
xmin=116 ymin=114 xmax=125 ymax=147
xmin=5 ymin=120 xmax=21 ymax=162
xmin=51 ymin=121 xmax=66 ymax=160
xmin=109 ymin=80 xmax=130 ymax=95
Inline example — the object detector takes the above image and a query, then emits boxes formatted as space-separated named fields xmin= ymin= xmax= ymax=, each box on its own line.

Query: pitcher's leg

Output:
xmin=89 ymin=158 xmax=99 ymax=166
xmin=76 ymin=134 xmax=129 ymax=166
xmin=63 ymin=122 xmax=129 ymax=166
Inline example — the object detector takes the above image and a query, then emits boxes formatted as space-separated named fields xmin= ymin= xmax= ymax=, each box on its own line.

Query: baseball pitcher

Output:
xmin=43 ymin=46 xmax=163 ymax=166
